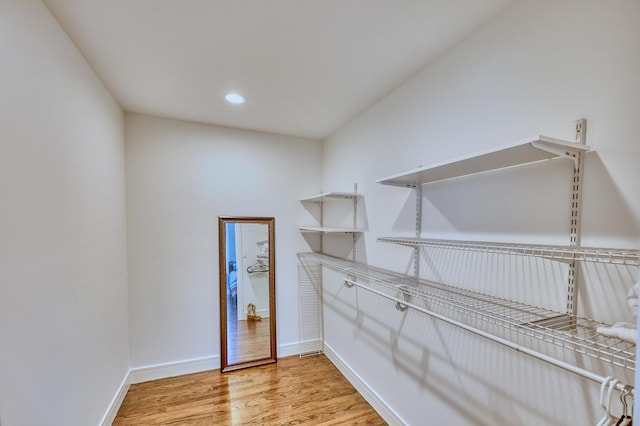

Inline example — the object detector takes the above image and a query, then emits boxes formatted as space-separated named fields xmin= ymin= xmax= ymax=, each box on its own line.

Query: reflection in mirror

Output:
xmin=219 ymin=217 xmax=276 ymax=372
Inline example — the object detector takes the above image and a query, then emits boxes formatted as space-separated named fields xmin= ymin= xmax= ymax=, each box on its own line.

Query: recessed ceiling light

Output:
xmin=225 ymin=93 xmax=245 ymax=104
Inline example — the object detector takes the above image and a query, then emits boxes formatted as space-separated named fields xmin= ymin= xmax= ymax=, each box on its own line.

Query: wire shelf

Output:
xmin=297 ymin=252 xmax=636 ymax=373
xmin=377 ymin=236 xmax=640 ymax=266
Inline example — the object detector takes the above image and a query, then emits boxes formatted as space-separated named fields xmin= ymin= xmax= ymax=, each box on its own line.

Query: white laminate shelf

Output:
xmin=297 ymin=252 xmax=636 ymax=376
xmin=377 ymin=135 xmax=591 ymax=187
xmin=300 ymin=192 xmax=363 ymax=202
xmin=299 ymin=226 xmax=363 ymax=234
xmin=377 ymin=237 xmax=640 ymax=266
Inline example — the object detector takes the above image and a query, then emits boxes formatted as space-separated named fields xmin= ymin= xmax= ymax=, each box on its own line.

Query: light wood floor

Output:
xmin=114 ymin=355 xmax=386 ymax=425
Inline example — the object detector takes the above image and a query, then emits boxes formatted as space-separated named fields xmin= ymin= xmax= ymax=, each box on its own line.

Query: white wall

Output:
xmin=0 ymin=1 xmax=129 ymax=425
xmin=322 ymin=1 xmax=639 ymax=425
xmin=125 ymin=114 xmax=321 ymax=369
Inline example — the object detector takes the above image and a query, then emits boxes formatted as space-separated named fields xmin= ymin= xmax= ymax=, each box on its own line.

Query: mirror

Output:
xmin=219 ymin=216 xmax=276 ymax=372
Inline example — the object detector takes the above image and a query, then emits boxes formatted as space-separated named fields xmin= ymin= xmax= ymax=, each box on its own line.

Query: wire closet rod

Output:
xmin=342 ymin=277 xmax=634 ymax=396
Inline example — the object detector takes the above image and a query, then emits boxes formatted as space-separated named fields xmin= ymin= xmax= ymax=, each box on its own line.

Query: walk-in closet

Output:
xmin=1 ymin=1 xmax=638 ymax=425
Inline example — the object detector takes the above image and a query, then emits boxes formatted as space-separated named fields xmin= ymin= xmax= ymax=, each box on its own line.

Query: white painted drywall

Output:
xmin=322 ymin=1 xmax=640 ymax=424
xmin=125 ymin=113 xmax=321 ymax=368
xmin=0 ymin=1 xmax=129 ymax=425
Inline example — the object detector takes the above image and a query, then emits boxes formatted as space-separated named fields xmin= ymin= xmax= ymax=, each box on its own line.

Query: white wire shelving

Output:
xmin=297 ymin=252 xmax=636 ymax=390
xmin=377 ymin=236 xmax=640 ymax=267
xmin=298 ymin=124 xmax=635 ymax=394
xmin=374 ymin=124 xmax=602 ymax=319
xmin=298 ymin=187 xmax=362 ymax=356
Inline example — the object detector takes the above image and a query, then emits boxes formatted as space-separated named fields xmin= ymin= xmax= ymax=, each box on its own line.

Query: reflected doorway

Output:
xmin=219 ymin=217 xmax=276 ymax=372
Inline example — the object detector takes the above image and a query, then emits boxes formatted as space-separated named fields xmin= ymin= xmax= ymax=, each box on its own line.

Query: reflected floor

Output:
xmin=227 ymin=296 xmax=271 ymax=364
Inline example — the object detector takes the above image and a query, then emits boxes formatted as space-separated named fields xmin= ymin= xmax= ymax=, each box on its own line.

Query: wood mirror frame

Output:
xmin=219 ymin=216 xmax=277 ymax=372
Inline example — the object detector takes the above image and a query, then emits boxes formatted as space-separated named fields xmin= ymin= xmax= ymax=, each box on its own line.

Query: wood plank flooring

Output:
xmin=114 ymin=355 xmax=387 ymax=425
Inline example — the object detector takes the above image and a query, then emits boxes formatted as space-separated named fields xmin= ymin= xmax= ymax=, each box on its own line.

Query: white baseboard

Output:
xmin=127 ymin=341 xmax=304 ymax=385
xmin=100 ymin=371 xmax=131 ymax=426
xmin=126 ymin=340 xmax=306 ymax=385
xmin=297 ymin=338 xmax=323 ymax=356
xmin=102 ymin=342 xmax=308 ymax=425
xmin=130 ymin=355 xmax=221 ymax=384
xmin=323 ymin=343 xmax=406 ymax=426
xmin=278 ymin=341 xmax=302 ymax=358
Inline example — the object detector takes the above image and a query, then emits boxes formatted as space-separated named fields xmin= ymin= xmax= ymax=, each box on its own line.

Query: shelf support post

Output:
xmin=319 ymin=191 xmax=324 ymax=254
xmin=352 ymin=182 xmax=358 ymax=263
xmin=566 ymin=119 xmax=587 ymax=315
xmin=414 ymin=185 xmax=422 ymax=278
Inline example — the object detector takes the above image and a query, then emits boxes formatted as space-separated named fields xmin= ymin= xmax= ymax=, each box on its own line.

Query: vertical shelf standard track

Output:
xmin=566 ymin=119 xmax=587 ymax=315
xmin=414 ymin=185 xmax=422 ymax=278
xmin=352 ymin=183 xmax=358 ymax=263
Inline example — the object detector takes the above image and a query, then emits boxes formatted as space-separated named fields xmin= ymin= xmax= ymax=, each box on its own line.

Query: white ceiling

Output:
xmin=43 ymin=0 xmax=512 ymax=140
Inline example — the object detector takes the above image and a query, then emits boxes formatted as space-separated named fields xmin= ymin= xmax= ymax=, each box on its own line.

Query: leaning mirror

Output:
xmin=219 ymin=216 xmax=276 ymax=372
